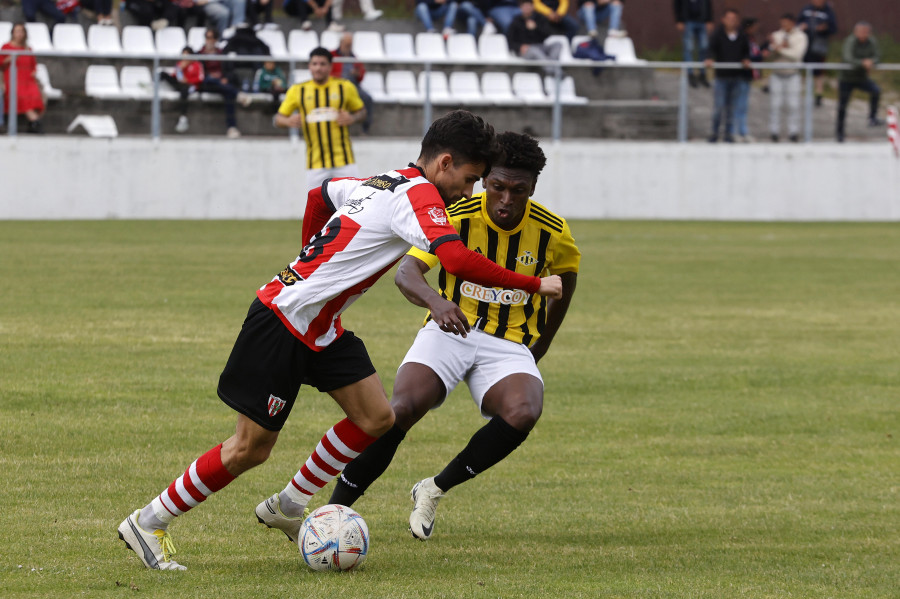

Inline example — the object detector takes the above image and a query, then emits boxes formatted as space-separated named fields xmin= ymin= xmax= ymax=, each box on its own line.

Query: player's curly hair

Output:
xmin=419 ymin=110 xmax=501 ymax=177
xmin=495 ymin=132 xmax=547 ymax=179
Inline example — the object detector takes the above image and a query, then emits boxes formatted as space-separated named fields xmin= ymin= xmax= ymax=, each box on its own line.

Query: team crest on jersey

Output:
xmin=517 ymin=251 xmax=538 ymax=266
xmin=362 ymin=174 xmax=409 ymax=192
xmin=428 ymin=207 xmax=448 ymax=225
xmin=268 ymin=394 xmax=286 ymax=417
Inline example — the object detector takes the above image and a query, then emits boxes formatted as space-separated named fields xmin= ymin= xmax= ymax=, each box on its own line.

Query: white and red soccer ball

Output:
xmin=298 ymin=504 xmax=369 ymax=572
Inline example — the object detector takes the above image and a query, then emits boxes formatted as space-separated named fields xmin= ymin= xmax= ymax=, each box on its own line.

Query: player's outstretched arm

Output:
xmin=395 ymin=255 xmax=471 ymax=337
xmin=433 ymin=240 xmax=552 ymax=296
xmin=529 ymin=271 xmax=577 ymax=363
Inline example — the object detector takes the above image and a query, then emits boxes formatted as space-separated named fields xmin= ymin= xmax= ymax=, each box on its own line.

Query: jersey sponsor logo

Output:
xmin=362 ymin=174 xmax=409 ymax=192
xmin=460 ymin=281 xmax=529 ymax=305
xmin=428 ymin=206 xmax=448 ymax=226
xmin=516 ymin=250 xmax=538 ymax=266
xmin=267 ymin=394 xmax=286 ymax=417
xmin=278 ymin=266 xmax=302 ymax=286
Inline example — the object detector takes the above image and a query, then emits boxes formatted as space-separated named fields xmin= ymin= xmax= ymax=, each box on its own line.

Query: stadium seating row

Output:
xmin=78 ymin=64 xmax=587 ymax=106
xmin=0 ymin=21 xmax=639 ymax=64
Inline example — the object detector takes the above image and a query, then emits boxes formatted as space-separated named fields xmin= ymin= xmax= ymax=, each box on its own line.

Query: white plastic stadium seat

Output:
xmin=155 ymin=27 xmax=187 ymax=56
xmin=351 ymin=31 xmax=384 ymax=60
xmin=544 ymin=75 xmax=588 ymax=105
xmin=187 ymin=26 xmax=206 ymax=51
xmin=385 ymin=70 xmax=422 ymax=104
xmin=85 ymin=65 xmax=129 ymax=99
xmin=446 ymin=33 xmax=478 ymax=62
xmin=359 ymin=71 xmax=387 ymax=102
xmin=417 ymin=70 xmax=453 ymax=104
xmin=383 ymin=33 xmax=414 ymax=61
xmin=545 ymin=35 xmax=573 ymax=63
xmin=122 ymin=25 xmax=156 ymax=55
xmin=35 ymin=64 xmax=63 ymax=99
xmin=292 ymin=69 xmax=311 ymax=84
xmin=449 ymin=71 xmax=488 ymax=104
xmin=87 ymin=24 xmax=123 ymax=55
xmin=512 ymin=71 xmax=551 ymax=105
xmin=0 ymin=21 xmax=13 ymax=46
xmin=480 ymin=71 xmax=521 ymax=105
xmin=478 ymin=33 xmax=513 ymax=63
xmin=53 ymin=23 xmax=87 ymax=53
xmin=121 ymin=65 xmax=182 ymax=100
xmin=256 ymin=28 xmax=288 ymax=58
xmin=415 ymin=32 xmax=447 ymax=62
xmin=319 ymin=30 xmax=341 ymax=51
xmin=604 ymin=35 xmax=639 ymax=64
xmin=24 ymin=22 xmax=53 ymax=52
xmin=288 ymin=30 xmax=318 ymax=59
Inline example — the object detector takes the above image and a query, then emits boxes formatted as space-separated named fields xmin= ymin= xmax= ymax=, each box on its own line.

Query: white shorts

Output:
xmin=306 ymin=163 xmax=359 ymax=196
xmin=399 ymin=320 xmax=543 ymax=418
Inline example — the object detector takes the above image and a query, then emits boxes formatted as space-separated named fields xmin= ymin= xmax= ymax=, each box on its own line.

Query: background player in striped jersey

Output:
xmin=275 ymin=47 xmax=366 ymax=195
xmin=117 ymin=111 xmax=564 ymax=570
xmin=328 ymin=132 xmax=580 ymax=540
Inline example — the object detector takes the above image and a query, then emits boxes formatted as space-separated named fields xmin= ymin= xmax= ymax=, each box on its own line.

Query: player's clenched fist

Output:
xmin=537 ymin=275 xmax=563 ymax=299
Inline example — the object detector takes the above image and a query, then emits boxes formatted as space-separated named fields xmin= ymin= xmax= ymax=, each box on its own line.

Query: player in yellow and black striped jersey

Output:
xmin=329 ymin=132 xmax=580 ymax=539
xmin=275 ymin=47 xmax=366 ymax=195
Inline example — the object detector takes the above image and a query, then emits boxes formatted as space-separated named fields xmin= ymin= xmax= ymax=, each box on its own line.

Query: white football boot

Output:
xmin=255 ymin=493 xmax=309 ymax=544
xmin=117 ymin=510 xmax=186 ymax=570
xmin=409 ymin=477 xmax=444 ymax=540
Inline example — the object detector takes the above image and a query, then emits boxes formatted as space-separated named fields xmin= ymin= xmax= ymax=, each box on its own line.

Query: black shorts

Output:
xmin=217 ymin=298 xmax=377 ymax=431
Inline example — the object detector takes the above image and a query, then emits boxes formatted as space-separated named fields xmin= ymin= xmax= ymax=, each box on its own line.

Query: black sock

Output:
xmin=328 ymin=424 xmax=407 ymax=507
xmin=433 ymin=416 xmax=529 ymax=493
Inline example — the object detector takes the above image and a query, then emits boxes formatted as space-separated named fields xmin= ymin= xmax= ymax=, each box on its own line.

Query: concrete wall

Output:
xmin=2 ymin=137 xmax=898 ymax=221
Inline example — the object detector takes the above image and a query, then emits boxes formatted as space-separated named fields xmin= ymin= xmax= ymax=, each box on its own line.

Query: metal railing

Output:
xmin=2 ymin=46 xmax=896 ymax=141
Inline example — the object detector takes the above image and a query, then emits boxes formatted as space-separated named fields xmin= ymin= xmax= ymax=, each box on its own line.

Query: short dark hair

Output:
xmin=419 ymin=110 xmax=501 ymax=176
xmin=781 ymin=13 xmax=795 ymax=22
xmin=309 ymin=47 xmax=333 ymax=63
xmin=495 ymin=132 xmax=546 ymax=180
xmin=181 ymin=46 xmax=193 ymax=54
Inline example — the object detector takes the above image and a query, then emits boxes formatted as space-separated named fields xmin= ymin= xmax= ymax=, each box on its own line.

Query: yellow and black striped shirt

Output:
xmin=278 ymin=77 xmax=364 ymax=170
xmin=408 ymin=193 xmax=580 ymax=347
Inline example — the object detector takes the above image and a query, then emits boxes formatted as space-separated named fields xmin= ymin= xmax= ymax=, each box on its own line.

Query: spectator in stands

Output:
xmin=284 ymin=0 xmax=337 ymax=32
xmin=482 ymin=0 xmax=520 ymax=35
xmin=674 ymin=0 xmax=713 ymax=88
xmin=124 ymin=0 xmax=176 ymax=30
xmin=330 ymin=0 xmax=383 ymax=32
xmin=198 ymin=28 xmax=252 ymax=136
xmin=415 ymin=0 xmax=460 ymax=36
xmin=508 ymin=0 xmax=563 ymax=73
xmin=533 ymin=0 xmax=577 ymax=41
xmin=193 ymin=0 xmax=233 ymax=34
xmin=253 ymin=60 xmax=287 ymax=108
xmin=20 ymin=0 xmax=66 ymax=27
xmin=1 ymin=23 xmax=45 ymax=134
xmin=247 ymin=0 xmax=274 ymax=26
xmin=797 ymin=0 xmax=837 ymax=107
xmin=166 ymin=0 xmax=211 ymax=30
xmin=578 ymin=0 xmax=624 ymax=39
xmin=767 ymin=13 xmax=807 ymax=142
xmin=160 ymin=47 xmax=205 ymax=134
xmin=705 ymin=8 xmax=750 ymax=143
xmin=836 ymin=21 xmax=882 ymax=143
xmin=331 ymin=32 xmax=373 ymax=134
xmin=735 ymin=16 xmax=762 ymax=143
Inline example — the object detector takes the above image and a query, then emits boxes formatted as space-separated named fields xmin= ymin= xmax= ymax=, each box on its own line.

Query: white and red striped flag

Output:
xmin=888 ymin=106 xmax=899 ymax=158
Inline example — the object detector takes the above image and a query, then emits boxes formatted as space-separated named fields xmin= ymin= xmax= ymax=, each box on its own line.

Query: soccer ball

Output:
xmin=298 ymin=504 xmax=369 ymax=572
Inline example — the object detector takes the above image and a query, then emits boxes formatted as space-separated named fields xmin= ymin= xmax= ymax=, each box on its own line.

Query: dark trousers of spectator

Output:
xmin=81 ymin=0 xmax=113 ymax=15
xmin=126 ymin=0 xmax=179 ymax=27
xmin=285 ymin=0 xmax=333 ymax=25
xmin=682 ymin=21 xmax=708 ymax=77
xmin=247 ymin=0 xmax=274 ymax=24
xmin=160 ymin=73 xmax=238 ymax=129
xmin=711 ymin=77 xmax=741 ymax=141
xmin=160 ymin=72 xmax=193 ymax=117
xmin=22 ymin=0 xmax=66 ymax=24
xmin=549 ymin=15 xmax=579 ymax=40
xmin=836 ymin=79 xmax=880 ymax=137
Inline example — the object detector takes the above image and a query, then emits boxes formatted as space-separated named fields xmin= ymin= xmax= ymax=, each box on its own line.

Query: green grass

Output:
xmin=0 ymin=220 xmax=898 ymax=598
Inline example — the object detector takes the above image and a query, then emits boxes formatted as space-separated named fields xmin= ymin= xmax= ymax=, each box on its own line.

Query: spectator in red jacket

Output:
xmin=331 ymin=32 xmax=373 ymax=133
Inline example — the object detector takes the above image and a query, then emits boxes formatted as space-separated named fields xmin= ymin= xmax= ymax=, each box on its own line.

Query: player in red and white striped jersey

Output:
xmin=117 ymin=110 xmax=563 ymax=571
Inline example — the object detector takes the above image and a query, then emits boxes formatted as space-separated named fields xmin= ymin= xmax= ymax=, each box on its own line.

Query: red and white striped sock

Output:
xmin=146 ymin=444 xmax=237 ymax=527
xmin=281 ymin=418 xmax=376 ymax=513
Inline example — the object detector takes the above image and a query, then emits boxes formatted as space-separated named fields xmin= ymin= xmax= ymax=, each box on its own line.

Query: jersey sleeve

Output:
xmin=342 ymin=80 xmax=365 ymax=113
xmin=278 ymin=84 xmax=301 ymax=116
xmin=548 ymin=220 xmax=581 ymax=275
xmin=391 ymin=184 xmax=461 ymax=253
xmin=406 ymin=246 xmax=441 ymax=270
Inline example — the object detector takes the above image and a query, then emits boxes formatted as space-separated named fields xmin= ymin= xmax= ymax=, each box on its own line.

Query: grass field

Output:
xmin=0 ymin=220 xmax=898 ymax=599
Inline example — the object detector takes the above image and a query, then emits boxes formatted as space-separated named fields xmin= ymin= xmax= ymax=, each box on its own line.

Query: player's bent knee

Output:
xmin=500 ymin=399 xmax=543 ymax=432
xmin=355 ymin=404 xmax=395 ymax=438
